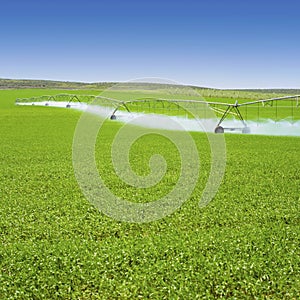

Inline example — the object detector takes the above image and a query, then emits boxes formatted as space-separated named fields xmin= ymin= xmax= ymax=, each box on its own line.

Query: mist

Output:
xmin=17 ymin=101 xmax=300 ymax=137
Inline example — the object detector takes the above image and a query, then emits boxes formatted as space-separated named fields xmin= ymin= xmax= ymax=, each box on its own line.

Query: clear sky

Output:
xmin=1 ymin=0 xmax=299 ymax=88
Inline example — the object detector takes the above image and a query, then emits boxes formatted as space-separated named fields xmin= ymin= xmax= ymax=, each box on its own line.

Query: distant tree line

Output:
xmin=1 ymin=78 xmax=299 ymax=100
xmin=0 ymin=79 xmax=115 ymax=90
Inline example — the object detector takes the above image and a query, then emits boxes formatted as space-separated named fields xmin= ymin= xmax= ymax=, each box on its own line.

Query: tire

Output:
xmin=215 ymin=126 xmax=224 ymax=133
xmin=242 ymin=127 xmax=250 ymax=134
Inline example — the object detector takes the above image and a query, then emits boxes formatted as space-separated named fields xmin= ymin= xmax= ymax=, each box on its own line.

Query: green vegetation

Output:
xmin=0 ymin=88 xmax=299 ymax=299
xmin=2 ymin=78 xmax=300 ymax=100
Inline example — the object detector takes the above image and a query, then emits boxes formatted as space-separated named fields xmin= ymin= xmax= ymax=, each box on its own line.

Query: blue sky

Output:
xmin=1 ymin=0 xmax=300 ymax=88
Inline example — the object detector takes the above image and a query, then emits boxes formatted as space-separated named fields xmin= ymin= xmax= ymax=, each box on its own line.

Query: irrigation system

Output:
xmin=16 ymin=94 xmax=300 ymax=134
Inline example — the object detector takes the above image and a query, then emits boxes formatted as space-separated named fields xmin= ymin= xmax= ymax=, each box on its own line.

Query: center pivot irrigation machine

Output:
xmin=16 ymin=94 xmax=300 ymax=133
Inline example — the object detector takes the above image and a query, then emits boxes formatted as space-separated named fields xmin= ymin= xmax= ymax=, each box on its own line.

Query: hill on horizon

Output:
xmin=1 ymin=78 xmax=300 ymax=100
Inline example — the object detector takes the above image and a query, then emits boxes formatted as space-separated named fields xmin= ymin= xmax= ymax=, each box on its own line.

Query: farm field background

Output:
xmin=0 ymin=88 xmax=299 ymax=298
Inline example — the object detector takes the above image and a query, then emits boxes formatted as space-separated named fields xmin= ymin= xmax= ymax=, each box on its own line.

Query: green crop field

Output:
xmin=0 ymin=88 xmax=299 ymax=299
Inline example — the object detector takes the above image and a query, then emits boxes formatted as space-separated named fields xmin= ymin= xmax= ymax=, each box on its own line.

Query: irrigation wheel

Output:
xmin=214 ymin=126 xmax=224 ymax=134
xmin=242 ymin=127 xmax=251 ymax=134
